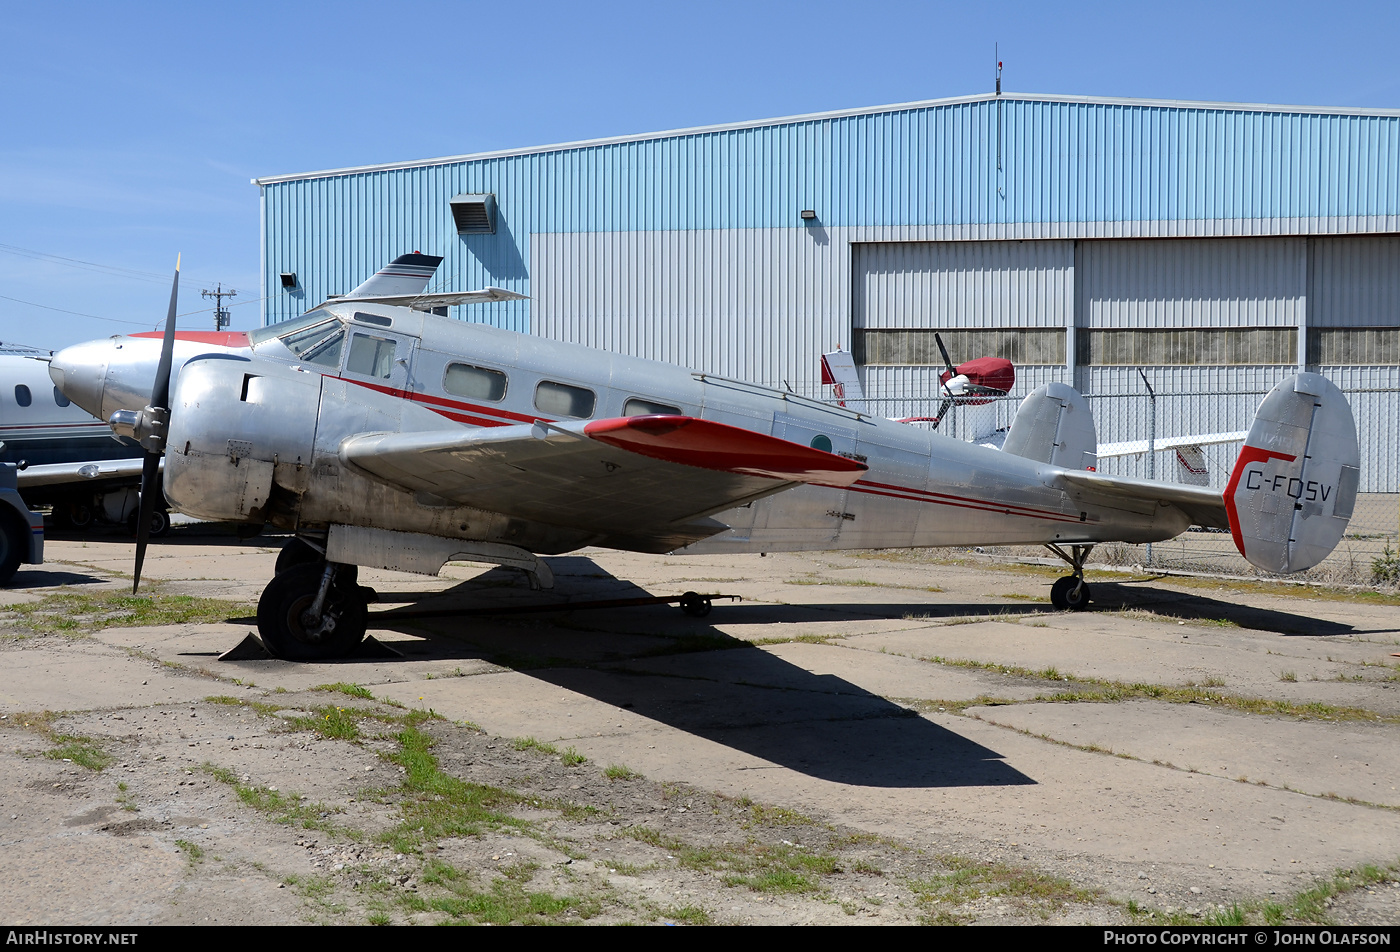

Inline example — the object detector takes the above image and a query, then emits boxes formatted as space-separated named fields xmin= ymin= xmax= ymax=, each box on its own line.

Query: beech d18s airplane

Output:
xmin=48 ymin=254 xmax=1361 ymax=660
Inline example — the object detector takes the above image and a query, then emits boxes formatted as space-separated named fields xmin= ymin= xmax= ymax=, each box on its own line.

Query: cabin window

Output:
xmin=279 ymin=319 xmax=344 ymax=368
xmin=444 ymin=363 xmax=507 ymax=401
xmin=53 ymin=387 xmax=70 ymax=408
xmin=623 ymin=397 xmax=680 ymax=416
xmin=347 ymin=333 xmax=397 ymax=379
xmin=13 ymin=385 xmax=30 ymax=408
xmin=535 ymin=380 xmax=595 ymax=418
xmin=353 ymin=311 xmax=393 ymax=328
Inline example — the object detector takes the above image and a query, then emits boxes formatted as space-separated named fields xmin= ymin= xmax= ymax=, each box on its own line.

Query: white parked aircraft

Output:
xmin=0 ymin=348 xmax=165 ymax=533
xmin=49 ymin=255 xmax=1361 ymax=659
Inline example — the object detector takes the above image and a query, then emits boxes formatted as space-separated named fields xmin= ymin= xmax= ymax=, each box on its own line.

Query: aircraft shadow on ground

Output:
xmin=368 ymin=559 xmax=1034 ymax=789
xmin=1086 ymin=580 xmax=1357 ymax=636
xmin=11 ymin=568 xmax=108 ymax=588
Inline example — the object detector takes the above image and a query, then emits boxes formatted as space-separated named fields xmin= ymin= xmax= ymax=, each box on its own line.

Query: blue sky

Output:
xmin=3 ymin=0 xmax=1399 ymax=351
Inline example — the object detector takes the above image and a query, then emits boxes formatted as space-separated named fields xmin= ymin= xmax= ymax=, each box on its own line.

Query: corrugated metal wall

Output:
xmin=1308 ymin=235 xmax=1400 ymax=326
xmin=852 ymin=240 xmax=1072 ymax=329
xmin=1075 ymin=237 xmax=1304 ymax=328
xmin=530 ymin=228 xmax=846 ymax=391
xmin=259 ymin=94 xmax=1400 ymax=328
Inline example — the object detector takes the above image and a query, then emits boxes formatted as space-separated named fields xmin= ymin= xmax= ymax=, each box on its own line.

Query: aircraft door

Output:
xmin=759 ymin=413 xmax=860 ymax=545
xmin=342 ymin=328 xmax=420 ymax=393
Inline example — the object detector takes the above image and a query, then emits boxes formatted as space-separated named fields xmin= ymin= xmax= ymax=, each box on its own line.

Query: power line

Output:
xmin=0 ymin=293 xmax=150 ymax=327
xmin=0 ymin=242 xmax=240 ymax=288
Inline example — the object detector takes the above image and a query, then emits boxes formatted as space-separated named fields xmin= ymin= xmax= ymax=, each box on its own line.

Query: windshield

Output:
xmin=248 ymin=308 xmax=340 ymax=346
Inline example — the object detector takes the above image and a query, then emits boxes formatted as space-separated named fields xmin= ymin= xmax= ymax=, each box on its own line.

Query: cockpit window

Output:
xmin=279 ymin=320 xmax=345 ymax=368
xmin=248 ymin=308 xmax=338 ymax=346
xmin=347 ymin=333 xmax=397 ymax=379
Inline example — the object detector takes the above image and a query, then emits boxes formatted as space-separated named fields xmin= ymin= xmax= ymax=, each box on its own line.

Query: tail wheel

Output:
xmin=1050 ymin=576 xmax=1091 ymax=611
xmin=679 ymin=591 xmax=712 ymax=617
xmin=257 ymin=562 xmax=368 ymax=660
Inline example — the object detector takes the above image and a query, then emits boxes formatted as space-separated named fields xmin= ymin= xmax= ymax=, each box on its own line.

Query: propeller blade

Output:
xmin=131 ymin=451 xmax=162 ymax=593
xmin=133 ymin=255 xmax=179 ymax=594
xmin=932 ymin=397 xmax=954 ymax=431
xmin=150 ymin=254 xmax=180 ymax=410
xmin=933 ymin=332 xmax=957 ymax=377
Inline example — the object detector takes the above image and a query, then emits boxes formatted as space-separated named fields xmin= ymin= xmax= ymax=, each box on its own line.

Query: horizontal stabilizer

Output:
xmin=1225 ymin=373 xmax=1360 ymax=574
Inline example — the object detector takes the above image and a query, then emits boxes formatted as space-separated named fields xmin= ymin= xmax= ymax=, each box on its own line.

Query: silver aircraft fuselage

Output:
xmin=49 ymin=305 xmax=1186 ymax=556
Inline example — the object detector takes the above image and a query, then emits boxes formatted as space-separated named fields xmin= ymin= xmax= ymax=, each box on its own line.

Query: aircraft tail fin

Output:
xmin=820 ymin=350 xmax=864 ymax=407
xmin=1002 ymin=382 xmax=1098 ymax=470
xmin=1224 ymin=373 xmax=1360 ymax=574
xmin=344 ymin=253 xmax=444 ymax=300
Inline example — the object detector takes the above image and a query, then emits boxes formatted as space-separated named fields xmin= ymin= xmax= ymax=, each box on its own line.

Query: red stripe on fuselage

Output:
xmin=848 ymin=480 xmax=1087 ymax=525
xmin=340 ymin=377 xmax=537 ymax=426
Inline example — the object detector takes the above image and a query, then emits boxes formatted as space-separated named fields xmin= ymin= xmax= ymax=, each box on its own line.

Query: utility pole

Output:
xmin=201 ymin=284 xmax=236 ymax=331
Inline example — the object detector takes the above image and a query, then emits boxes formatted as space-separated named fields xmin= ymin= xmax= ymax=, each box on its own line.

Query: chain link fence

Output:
xmin=849 ymin=386 xmax=1400 ymax=585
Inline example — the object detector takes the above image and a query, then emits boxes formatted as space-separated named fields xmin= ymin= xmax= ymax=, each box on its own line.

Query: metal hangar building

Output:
xmin=254 ymin=92 xmax=1400 ymax=490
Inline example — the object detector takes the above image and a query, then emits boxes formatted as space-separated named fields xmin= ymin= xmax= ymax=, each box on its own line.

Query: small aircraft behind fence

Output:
xmin=49 ymin=254 xmax=1362 ymax=660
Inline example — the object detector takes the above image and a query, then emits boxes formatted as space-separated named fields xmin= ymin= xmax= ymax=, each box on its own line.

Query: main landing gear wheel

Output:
xmin=257 ymin=562 xmax=368 ymax=660
xmin=1045 ymin=542 xmax=1095 ymax=612
xmin=679 ymin=591 xmax=712 ymax=617
xmin=1050 ymin=576 xmax=1092 ymax=611
xmin=276 ymin=537 xmax=324 ymax=575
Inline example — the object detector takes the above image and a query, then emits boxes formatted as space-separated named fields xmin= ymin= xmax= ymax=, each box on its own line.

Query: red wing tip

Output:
xmin=585 ymin=415 xmax=867 ymax=485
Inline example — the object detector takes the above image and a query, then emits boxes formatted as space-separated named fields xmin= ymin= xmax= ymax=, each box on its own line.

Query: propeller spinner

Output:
xmin=107 ymin=256 xmax=180 ymax=592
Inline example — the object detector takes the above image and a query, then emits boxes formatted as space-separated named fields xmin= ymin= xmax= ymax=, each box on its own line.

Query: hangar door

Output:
xmin=851 ymin=240 xmax=1072 ymax=370
xmin=1073 ymin=236 xmax=1304 ymax=376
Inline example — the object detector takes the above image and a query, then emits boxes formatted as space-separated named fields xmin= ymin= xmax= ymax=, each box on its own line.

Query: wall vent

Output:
xmin=450 ymin=193 xmax=496 ymax=234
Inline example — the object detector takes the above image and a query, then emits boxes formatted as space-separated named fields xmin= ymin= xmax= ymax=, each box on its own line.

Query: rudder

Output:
xmin=1224 ymin=373 xmax=1360 ymax=573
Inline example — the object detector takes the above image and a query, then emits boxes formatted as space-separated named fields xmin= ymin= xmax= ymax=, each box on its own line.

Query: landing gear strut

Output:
xmin=1045 ymin=543 xmax=1094 ymax=611
xmin=256 ymin=561 xmax=368 ymax=660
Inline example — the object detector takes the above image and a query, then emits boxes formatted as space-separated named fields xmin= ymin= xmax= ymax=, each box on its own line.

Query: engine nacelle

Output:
xmin=164 ymin=356 xmax=321 ymax=524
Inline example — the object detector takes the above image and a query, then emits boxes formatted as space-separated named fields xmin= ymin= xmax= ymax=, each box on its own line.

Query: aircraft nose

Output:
xmin=49 ymin=340 xmax=111 ymax=419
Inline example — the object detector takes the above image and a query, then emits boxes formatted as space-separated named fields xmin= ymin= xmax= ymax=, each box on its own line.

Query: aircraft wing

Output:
xmin=340 ymin=414 xmax=867 ymax=552
xmin=16 ymin=458 xmax=150 ymax=488
xmin=1052 ymin=470 xmax=1228 ymax=530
